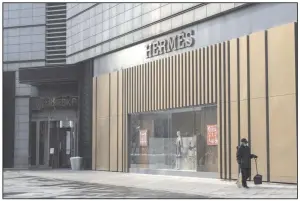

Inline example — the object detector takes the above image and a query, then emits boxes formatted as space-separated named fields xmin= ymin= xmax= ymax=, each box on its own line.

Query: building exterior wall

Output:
xmin=3 ymin=3 xmax=46 ymax=168
xmin=66 ymin=3 xmax=247 ymax=64
xmin=92 ymin=22 xmax=297 ymax=183
xmin=92 ymin=3 xmax=297 ymax=75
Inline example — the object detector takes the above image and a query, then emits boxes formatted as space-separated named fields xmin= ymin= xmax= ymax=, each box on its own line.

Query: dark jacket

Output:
xmin=236 ymin=145 xmax=256 ymax=169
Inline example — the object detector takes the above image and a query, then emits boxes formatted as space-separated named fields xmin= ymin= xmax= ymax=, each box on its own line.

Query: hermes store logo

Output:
xmin=146 ymin=30 xmax=195 ymax=58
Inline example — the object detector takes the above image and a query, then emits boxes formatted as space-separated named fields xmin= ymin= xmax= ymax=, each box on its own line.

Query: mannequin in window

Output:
xmin=175 ymin=131 xmax=182 ymax=170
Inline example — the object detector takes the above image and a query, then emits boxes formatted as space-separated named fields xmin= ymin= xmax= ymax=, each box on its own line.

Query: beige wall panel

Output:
xmin=151 ymin=61 xmax=154 ymax=110
xmin=182 ymin=53 xmax=187 ymax=107
xmin=186 ymin=51 xmax=193 ymax=106
xmin=230 ymin=39 xmax=238 ymax=102
xmin=110 ymin=72 xmax=118 ymax=116
xmin=201 ymin=48 xmax=205 ymax=105
xmin=268 ymin=23 xmax=296 ymax=97
xmin=123 ymin=70 xmax=127 ymax=171
xmin=118 ymin=71 xmax=123 ymax=115
xmin=216 ymin=44 xmax=221 ymax=178
xmin=175 ymin=55 xmax=179 ymax=108
xmin=269 ymin=94 xmax=297 ymax=183
xmin=170 ymin=56 xmax=174 ymax=108
xmin=193 ymin=50 xmax=197 ymax=106
xmin=153 ymin=61 xmax=157 ymax=110
xmin=96 ymin=117 xmax=110 ymax=171
xmin=110 ymin=116 xmax=118 ymax=171
xmin=230 ymin=101 xmax=239 ymax=179
xmin=196 ymin=49 xmax=201 ymax=105
xmin=123 ymin=70 xmax=128 ymax=171
xmin=239 ymin=36 xmax=248 ymax=101
xmin=92 ymin=77 xmax=97 ymax=170
xmin=225 ymin=42 xmax=230 ymax=179
xmin=211 ymin=45 xmax=216 ymax=104
xmin=118 ymin=114 xmax=123 ymax=172
xmin=162 ymin=58 xmax=170 ymax=110
xmin=133 ymin=67 xmax=137 ymax=113
xmin=216 ymin=44 xmax=220 ymax=104
xmin=158 ymin=59 xmax=162 ymax=110
xmin=178 ymin=54 xmax=183 ymax=107
xmin=98 ymin=74 xmax=110 ymax=118
xmin=207 ymin=46 xmax=211 ymax=104
xmin=220 ymin=42 xmax=227 ymax=179
xmin=250 ymin=98 xmax=267 ymax=181
xmin=221 ymin=101 xmax=226 ymax=178
xmin=127 ymin=68 xmax=131 ymax=113
xmin=145 ymin=63 xmax=149 ymax=111
xmin=239 ymin=100 xmax=248 ymax=141
xmin=217 ymin=105 xmax=221 ymax=178
xmin=137 ymin=66 xmax=140 ymax=113
xmin=249 ymin=31 xmax=266 ymax=99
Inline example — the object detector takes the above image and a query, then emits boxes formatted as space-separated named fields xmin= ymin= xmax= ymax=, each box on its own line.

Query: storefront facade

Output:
xmin=92 ymin=3 xmax=297 ymax=184
xmin=3 ymin=3 xmax=297 ymax=183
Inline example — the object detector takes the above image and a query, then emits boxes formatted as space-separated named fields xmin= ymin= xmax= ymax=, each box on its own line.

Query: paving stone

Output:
xmin=4 ymin=170 xmax=297 ymax=199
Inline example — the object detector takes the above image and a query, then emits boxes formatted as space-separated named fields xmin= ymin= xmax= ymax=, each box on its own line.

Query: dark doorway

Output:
xmin=29 ymin=122 xmax=37 ymax=166
xmin=3 ymin=71 xmax=16 ymax=168
xmin=49 ymin=121 xmax=71 ymax=168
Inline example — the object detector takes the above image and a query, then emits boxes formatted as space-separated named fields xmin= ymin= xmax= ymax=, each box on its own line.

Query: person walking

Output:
xmin=236 ymin=138 xmax=257 ymax=188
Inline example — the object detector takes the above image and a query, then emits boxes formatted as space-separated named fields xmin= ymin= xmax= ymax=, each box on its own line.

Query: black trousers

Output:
xmin=241 ymin=168 xmax=251 ymax=187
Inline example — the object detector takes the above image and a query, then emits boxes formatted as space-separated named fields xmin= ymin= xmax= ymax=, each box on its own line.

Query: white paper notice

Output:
xmin=50 ymin=148 xmax=54 ymax=154
xmin=66 ymin=131 xmax=71 ymax=155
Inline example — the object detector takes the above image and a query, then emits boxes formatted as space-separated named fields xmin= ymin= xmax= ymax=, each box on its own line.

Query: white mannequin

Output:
xmin=175 ymin=131 xmax=182 ymax=170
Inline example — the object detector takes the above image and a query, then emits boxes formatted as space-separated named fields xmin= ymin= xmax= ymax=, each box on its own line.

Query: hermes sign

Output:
xmin=146 ymin=30 xmax=195 ymax=58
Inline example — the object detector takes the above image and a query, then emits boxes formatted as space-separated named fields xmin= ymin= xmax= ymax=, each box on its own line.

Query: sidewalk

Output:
xmin=11 ymin=170 xmax=297 ymax=198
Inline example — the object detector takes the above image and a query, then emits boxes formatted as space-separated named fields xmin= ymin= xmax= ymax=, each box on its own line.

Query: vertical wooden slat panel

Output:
xmin=158 ymin=59 xmax=162 ymax=110
xmin=211 ymin=45 xmax=215 ymax=103
xmin=164 ymin=57 xmax=172 ymax=109
xmin=182 ymin=52 xmax=186 ymax=107
xmin=140 ymin=64 xmax=144 ymax=112
xmin=154 ymin=60 xmax=159 ymax=110
xmin=197 ymin=49 xmax=201 ymax=105
xmin=154 ymin=61 xmax=157 ymax=111
xmin=229 ymin=39 xmax=239 ymax=179
xmin=225 ymin=42 xmax=230 ymax=179
xmin=134 ymin=66 xmax=137 ymax=113
xmin=124 ymin=69 xmax=129 ymax=172
xmin=178 ymin=54 xmax=182 ymax=107
xmin=217 ymin=43 xmax=222 ymax=178
xmin=249 ymin=31 xmax=268 ymax=180
xmin=152 ymin=61 xmax=154 ymax=111
xmin=92 ymin=77 xmax=97 ymax=170
xmin=193 ymin=50 xmax=197 ymax=106
xmin=149 ymin=62 xmax=153 ymax=111
xmin=201 ymin=48 xmax=205 ymax=105
xmin=110 ymin=72 xmax=118 ymax=172
xmin=239 ymin=36 xmax=249 ymax=142
xmin=97 ymin=74 xmax=110 ymax=171
xmin=162 ymin=58 xmax=166 ymax=110
xmin=127 ymin=68 xmax=131 ymax=113
xmin=220 ymin=42 xmax=226 ymax=178
xmin=117 ymin=71 xmax=123 ymax=172
xmin=207 ymin=46 xmax=211 ymax=104
xmin=170 ymin=56 xmax=174 ymax=108
xmin=137 ymin=65 xmax=140 ymax=113
xmin=188 ymin=51 xmax=193 ymax=106
xmin=145 ymin=63 xmax=150 ymax=111
xmin=175 ymin=55 xmax=179 ymax=108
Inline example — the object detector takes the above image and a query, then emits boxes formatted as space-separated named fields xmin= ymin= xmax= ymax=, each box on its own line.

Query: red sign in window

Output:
xmin=207 ymin=125 xmax=218 ymax=146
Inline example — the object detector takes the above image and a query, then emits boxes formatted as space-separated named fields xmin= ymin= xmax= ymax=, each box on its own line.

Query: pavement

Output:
xmin=3 ymin=170 xmax=297 ymax=199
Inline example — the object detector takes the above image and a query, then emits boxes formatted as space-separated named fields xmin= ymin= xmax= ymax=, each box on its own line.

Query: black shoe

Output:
xmin=243 ymin=186 xmax=249 ymax=189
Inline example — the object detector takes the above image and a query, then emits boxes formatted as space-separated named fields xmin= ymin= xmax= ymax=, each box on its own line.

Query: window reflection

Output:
xmin=129 ymin=105 xmax=218 ymax=174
